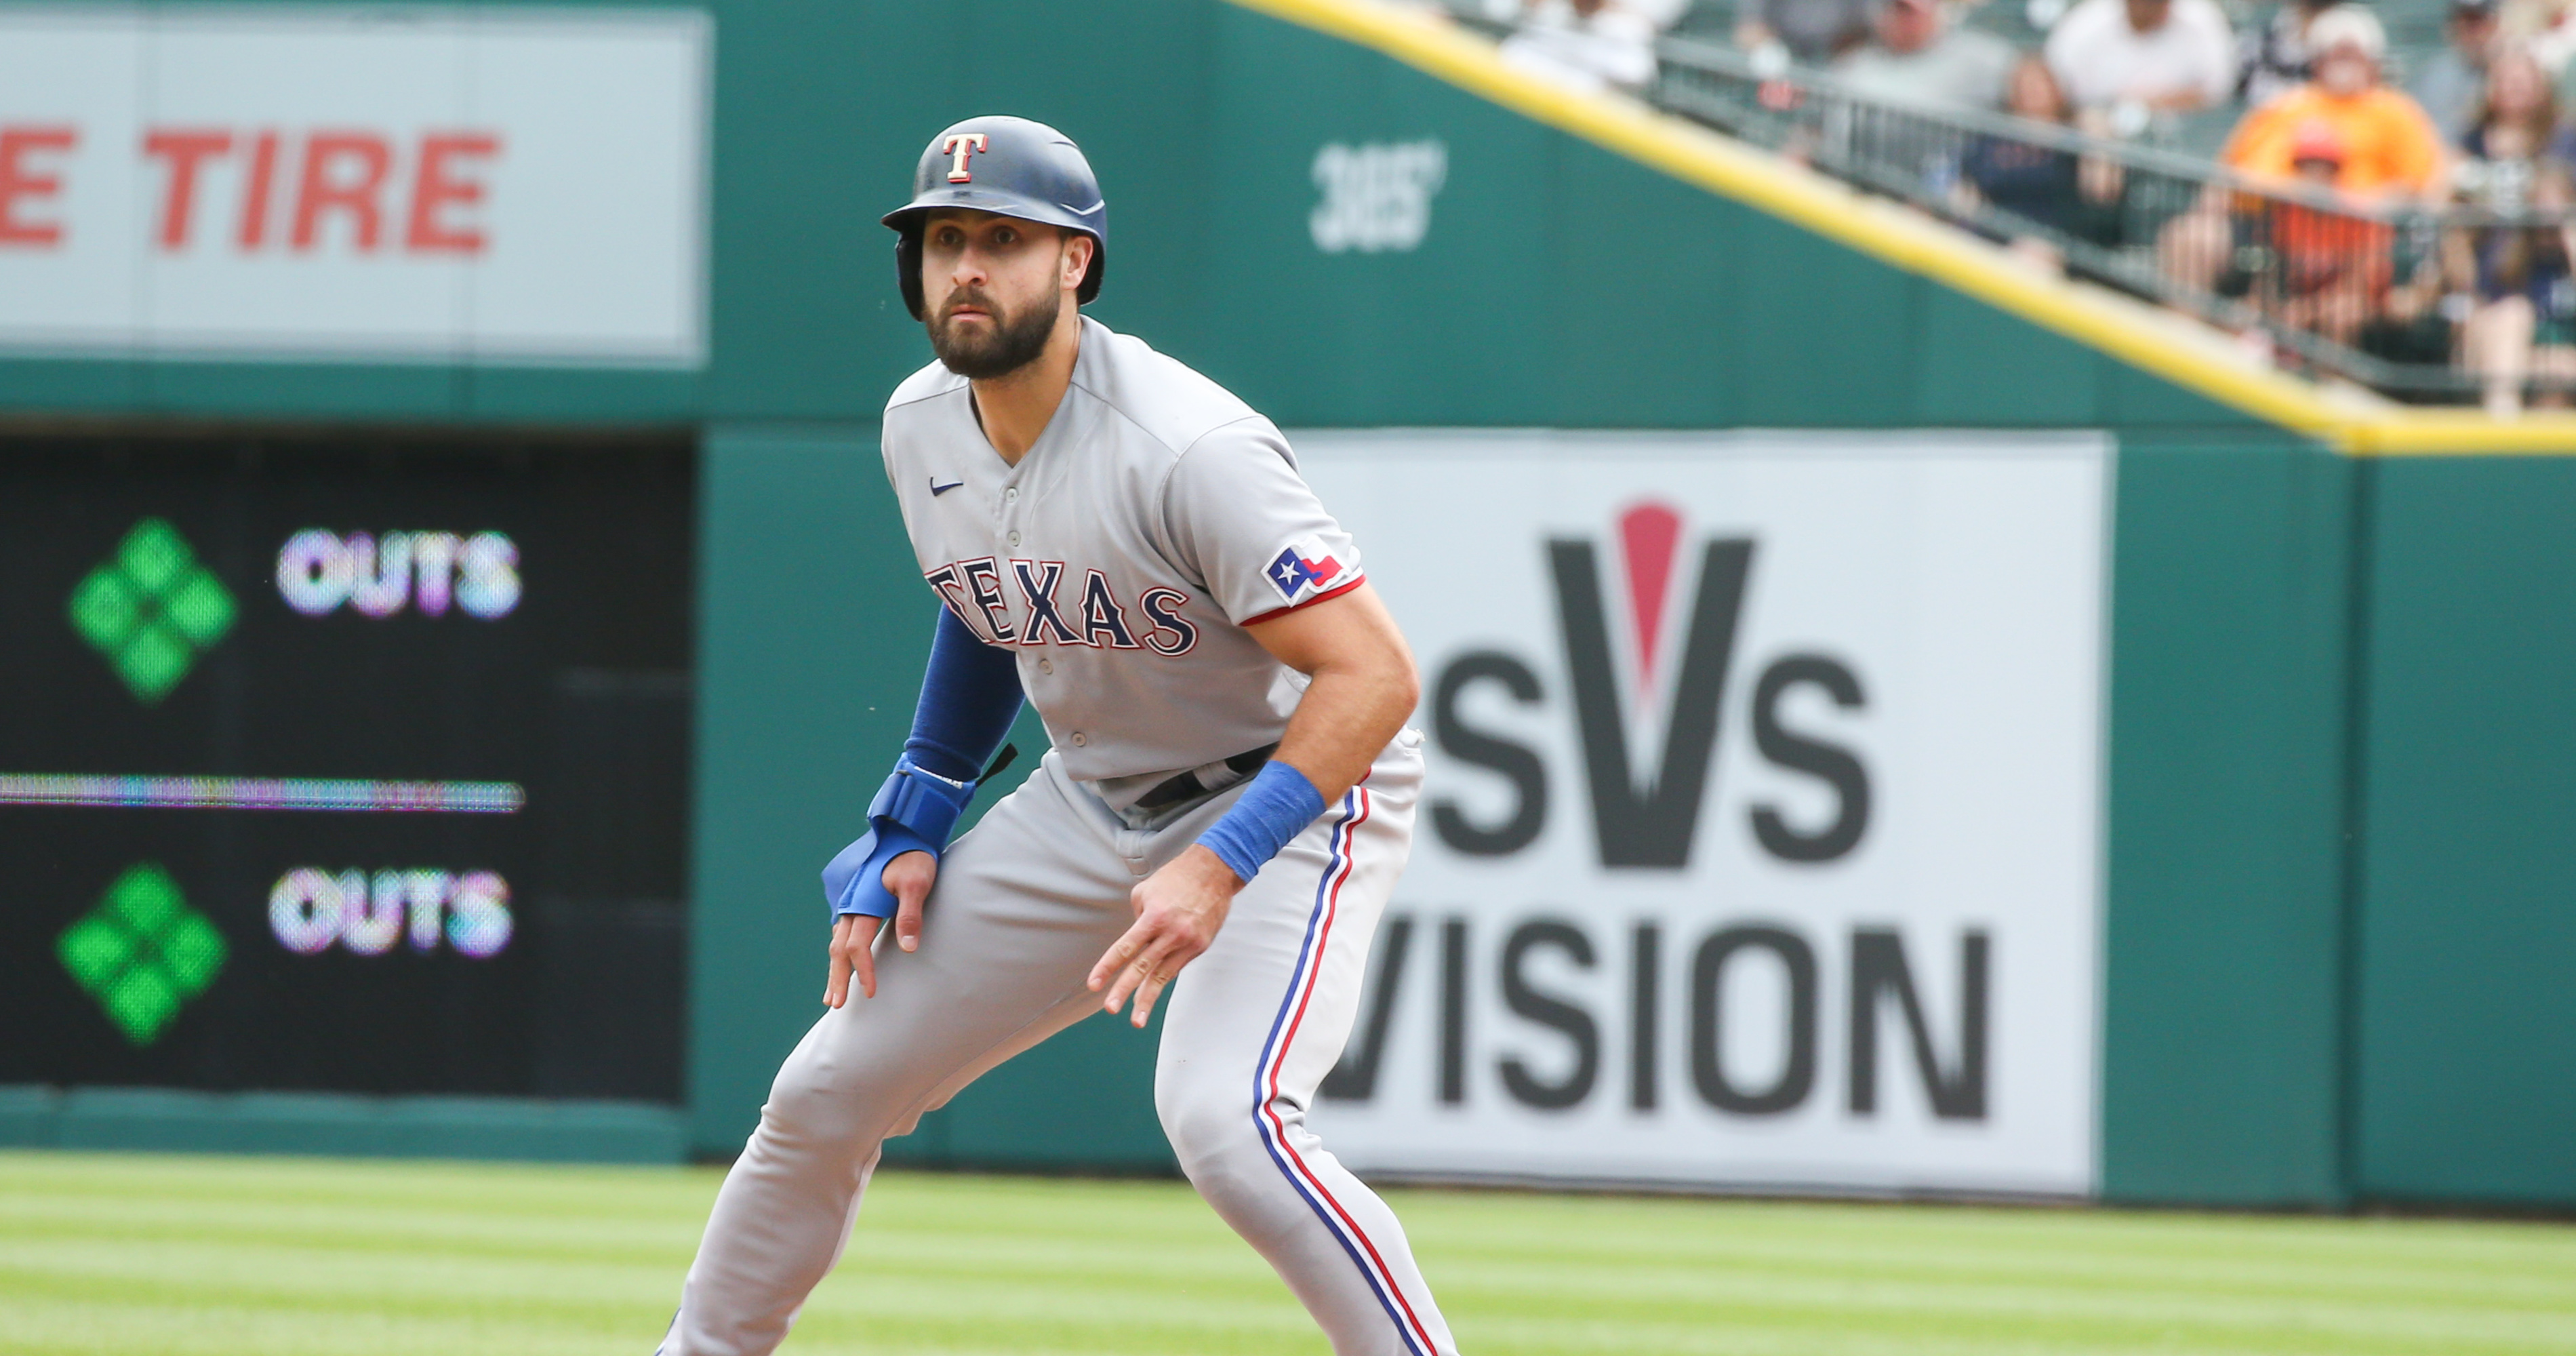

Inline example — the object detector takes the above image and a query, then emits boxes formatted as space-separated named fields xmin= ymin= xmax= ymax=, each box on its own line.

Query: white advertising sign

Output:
xmin=0 ymin=5 xmax=708 ymax=363
xmin=1300 ymin=431 xmax=2107 ymax=1197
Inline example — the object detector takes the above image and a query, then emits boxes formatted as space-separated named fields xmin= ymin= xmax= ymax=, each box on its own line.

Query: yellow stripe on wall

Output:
xmin=1230 ymin=0 xmax=2576 ymax=455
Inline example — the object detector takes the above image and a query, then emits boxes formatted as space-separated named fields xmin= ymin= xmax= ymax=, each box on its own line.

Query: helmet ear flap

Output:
xmin=895 ymin=231 xmax=926 ymax=321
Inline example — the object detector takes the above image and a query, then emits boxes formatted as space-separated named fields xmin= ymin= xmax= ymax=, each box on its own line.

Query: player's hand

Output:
xmin=825 ymin=850 xmax=937 ymax=1007
xmin=1089 ymin=844 xmax=1240 ymax=1027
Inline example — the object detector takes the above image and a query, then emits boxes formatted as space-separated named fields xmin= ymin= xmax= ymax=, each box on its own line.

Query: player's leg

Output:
xmin=664 ymin=753 xmax=1133 ymax=1356
xmin=1152 ymin=732 xmax=1460 ymax=1356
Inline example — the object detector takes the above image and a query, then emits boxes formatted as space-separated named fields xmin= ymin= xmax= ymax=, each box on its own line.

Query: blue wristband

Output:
xmin=1196 ymin=761 xmax=1328 ymax=884
xmin=821 ymin=755 xmax=979 ymax=920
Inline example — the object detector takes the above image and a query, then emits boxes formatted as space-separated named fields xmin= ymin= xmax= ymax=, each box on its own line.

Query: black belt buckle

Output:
xmin=1135 ymin=742 xmax=1279 ymax=812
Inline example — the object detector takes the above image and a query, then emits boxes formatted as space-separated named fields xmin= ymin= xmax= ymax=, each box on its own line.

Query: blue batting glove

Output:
xmin=822 ymin=822 xmax=940 ymax=920
xmin=822 ymin=755 xmax=978 ymax=921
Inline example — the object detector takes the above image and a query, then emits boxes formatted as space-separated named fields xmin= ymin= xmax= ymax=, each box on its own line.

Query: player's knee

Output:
xmin=1159 ymin=1085 xmax=1295 ymax=1228
xmin=1154 ymin=1070 xmax=1262 ymax=1178
xmin=759 ymin=1048 xmax=886 ymax=1149
xmin=758 ymin=1074 xmax=851 ymax=1149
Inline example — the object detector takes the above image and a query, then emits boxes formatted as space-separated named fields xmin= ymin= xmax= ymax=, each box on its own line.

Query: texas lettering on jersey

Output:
xmin=925 ymin=557 xmax=1203 ymax=656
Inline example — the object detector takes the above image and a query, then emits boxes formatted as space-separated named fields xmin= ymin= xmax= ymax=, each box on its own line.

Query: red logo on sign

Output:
xmin=1619 ymin=500 xmax=1683 ymax=702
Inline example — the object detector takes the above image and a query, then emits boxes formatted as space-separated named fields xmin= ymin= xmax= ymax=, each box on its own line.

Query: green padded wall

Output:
xmin=2352 ymin=458 xmax=2576 ymax=1206
xmin=2099 ymin=437 xmax=2357 ymax=1205
xmin=689 ymin=425 xmax=919 ymax=1153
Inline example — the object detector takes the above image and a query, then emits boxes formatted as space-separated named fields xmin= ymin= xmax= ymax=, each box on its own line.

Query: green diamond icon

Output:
xmin=68 ymin=518 xmax=235 ymax=704
xmin=56 ymin=864 xmax=228 ymax=1046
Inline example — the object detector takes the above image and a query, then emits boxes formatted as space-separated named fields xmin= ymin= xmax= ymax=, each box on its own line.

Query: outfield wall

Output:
xmin=0 ymin=0 xmax=2570 ymax=1210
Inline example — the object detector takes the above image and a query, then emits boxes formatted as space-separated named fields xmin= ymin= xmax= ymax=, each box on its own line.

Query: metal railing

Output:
xmin=1648 ymin=34 xmax=2576 ymax=406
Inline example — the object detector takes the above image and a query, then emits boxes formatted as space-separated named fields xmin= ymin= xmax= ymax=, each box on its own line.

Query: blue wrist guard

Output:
xmin=1195 ymin=761 xmax=1328 ymax=885
xmin=822 ymin=753 xmax=980 ymax=920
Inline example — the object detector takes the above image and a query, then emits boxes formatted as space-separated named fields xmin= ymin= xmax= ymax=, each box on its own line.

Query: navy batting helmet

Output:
xmin=883 ymin=116 xmax=1107 ymax=321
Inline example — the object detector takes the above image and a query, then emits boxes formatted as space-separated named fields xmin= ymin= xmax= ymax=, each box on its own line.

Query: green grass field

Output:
xmin=3 ymin=1151 xmax=2572 ymax=1355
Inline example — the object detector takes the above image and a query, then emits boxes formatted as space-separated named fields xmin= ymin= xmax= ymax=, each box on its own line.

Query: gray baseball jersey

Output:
xmin=881 ymin=315 xmax=1364 ymax=809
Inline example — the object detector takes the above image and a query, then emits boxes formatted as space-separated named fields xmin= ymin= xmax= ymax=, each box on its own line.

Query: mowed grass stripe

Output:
xmin=4 ymin=1151 xmax=2571 ymax=1356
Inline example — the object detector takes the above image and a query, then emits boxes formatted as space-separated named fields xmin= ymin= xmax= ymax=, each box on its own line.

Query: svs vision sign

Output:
xmin=1300 ymin=431 xmax=2107 ymax=1197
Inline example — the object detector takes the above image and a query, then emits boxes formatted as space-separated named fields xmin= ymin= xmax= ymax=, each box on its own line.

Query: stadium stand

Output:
xmin=1451 ymin=0 xmax=2576 ymax=409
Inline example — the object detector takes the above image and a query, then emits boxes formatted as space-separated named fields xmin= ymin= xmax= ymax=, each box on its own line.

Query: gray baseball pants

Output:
xmin=662 ymin=733 xmax=1459 ymax=1356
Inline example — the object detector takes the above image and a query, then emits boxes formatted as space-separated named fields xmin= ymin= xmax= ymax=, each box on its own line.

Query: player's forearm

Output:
xmin=1243 ymin=582 xmax=1420 ymax=803
xmin=1190 ymin=647 xmax=1413 ymax=892
xmin=1272 ymin=649 xmax=1419 ymax=803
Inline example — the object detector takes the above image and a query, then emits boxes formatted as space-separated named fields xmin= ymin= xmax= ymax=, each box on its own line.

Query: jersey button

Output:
xmin=1069 ymin=731 xmax=1087 ymax=747
xmin=1007 ymin=530 xmax=1022 ymax=548
xmin=1005 ymin=487 xmax=1019 ymax=502
xmin=1037 ymin=658 xmax=1053 ymax=675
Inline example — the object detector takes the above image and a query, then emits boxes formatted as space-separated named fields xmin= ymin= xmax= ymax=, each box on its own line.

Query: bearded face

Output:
xmin=927 ymin=279 xmax=1062 ymax=380
xmin=918 ymin=211 xmax=1085 ymax=380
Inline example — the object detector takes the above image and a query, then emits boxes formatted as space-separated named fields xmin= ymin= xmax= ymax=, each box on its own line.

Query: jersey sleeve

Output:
xmin=1160 ymin=418 xmax=1367 ymax=626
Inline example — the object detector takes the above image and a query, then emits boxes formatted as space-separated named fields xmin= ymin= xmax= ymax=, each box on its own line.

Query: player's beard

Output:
xmin=927 ymin=285 xmax=1060 ymax=380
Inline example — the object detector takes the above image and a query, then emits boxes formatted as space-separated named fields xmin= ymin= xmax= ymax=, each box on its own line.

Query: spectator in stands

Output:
xmin=2457 ymin=44 xmax=2571 ymax=162
xmin=1834 ymin=0 xmax=2019 ymax=111
xmin=2450 ymin=47 xmax=2576 ymax=412
xmin=2213 ymin=8 xmax=2444 ymax=197
xmin=2267 ymin=121 xmax=2400 ymax=344
xmin=1735 ymin=0 xmax=1876 ymax=64
xmin=2413 ymin=0 xmax=2503 ymax=143
xmin=2160 ymin=7 xmax=2445 ymax=344
xmin=1497 ymin=0 xmax=1668 ymax=93
xmin=2043 ymin=0 xmax=2237 ymax=121
xmin=2237 ymin=0 xmax=2338 ymax=106
xmin=1958 ymin=56 xmax=2129 ymax=264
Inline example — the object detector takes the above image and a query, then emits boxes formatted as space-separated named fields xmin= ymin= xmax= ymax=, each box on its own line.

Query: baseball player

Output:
xmin=658 ymin=117 xmax=1461 ymax=1356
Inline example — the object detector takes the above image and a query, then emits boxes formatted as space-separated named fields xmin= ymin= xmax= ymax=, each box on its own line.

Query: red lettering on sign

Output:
xmin=143 ymin=129 xmax=233 ymax=250
xmin=0 ymin=125 xmax=77 ymax=247
xmin=406 ymin=133 xmax=499 ymax=254
xmin=0 ymin=124 xmax=505 ymax=258
xmin=292 ymin=132 xmax=392 ymax=252
xmin=239 ymin=129 xmax=281 ymax=250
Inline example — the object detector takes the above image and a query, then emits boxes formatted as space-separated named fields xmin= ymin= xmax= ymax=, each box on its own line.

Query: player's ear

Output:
xmin=1062 ymin=231 xmax=1095 ymax=293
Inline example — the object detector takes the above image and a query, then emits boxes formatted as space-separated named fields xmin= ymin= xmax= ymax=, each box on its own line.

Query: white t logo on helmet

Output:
xmin=943 ymin=133 xmax=990 ymax=183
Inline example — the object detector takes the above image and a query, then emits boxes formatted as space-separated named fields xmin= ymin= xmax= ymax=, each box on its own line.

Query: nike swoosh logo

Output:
xmin=930 ymin=479 xmax=965 ymax=496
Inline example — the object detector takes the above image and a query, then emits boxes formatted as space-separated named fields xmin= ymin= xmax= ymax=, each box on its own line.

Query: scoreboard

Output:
xmin=0 ymin=431 xmax=694 ymax=1102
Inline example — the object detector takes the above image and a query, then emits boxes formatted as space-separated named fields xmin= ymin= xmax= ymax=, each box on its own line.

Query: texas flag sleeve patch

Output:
xmin=1264 ymin=534 xmax=1354 ymax=605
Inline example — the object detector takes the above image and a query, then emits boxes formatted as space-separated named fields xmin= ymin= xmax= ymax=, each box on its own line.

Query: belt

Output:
xmin=1133 ymin=742 xmax=1281 ymax=813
